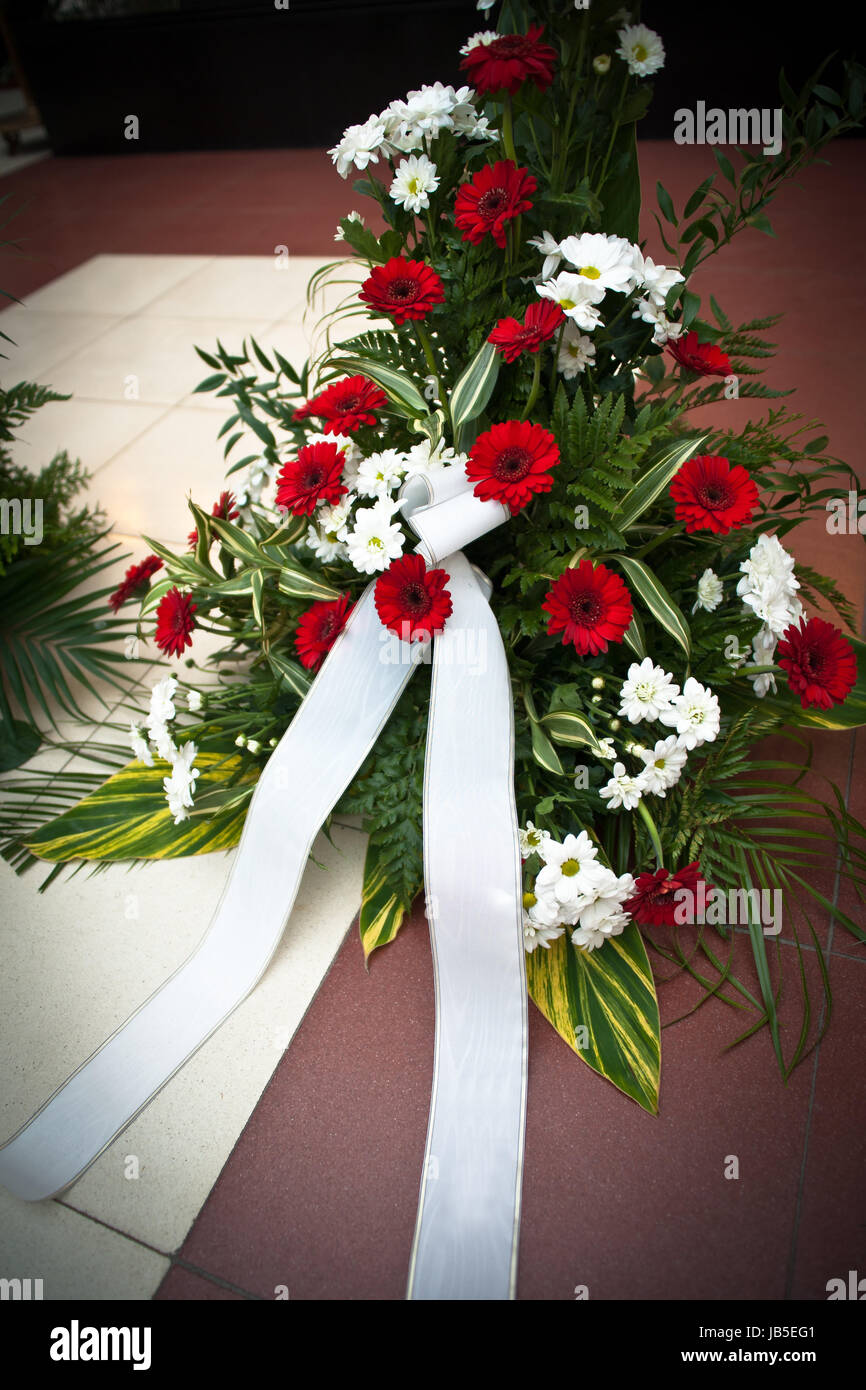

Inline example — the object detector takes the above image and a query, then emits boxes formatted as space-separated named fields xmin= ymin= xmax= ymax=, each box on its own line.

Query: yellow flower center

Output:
xmin=561 ymin=858 xmax=580 ymax=877
xmin=559 ymin=297 xmax=576 ymax=310
xmin=634 ymin=44 xmax=648 ymax=61
xmin=370 ymin=536 xmax=383 ymax=549
xmin=578 ymin=264 xmax=601 ymax=280
xmin=408 ymin=177 xmax=420 ymax=194
xmin=523 ymin=891 xmax=537 ymax=910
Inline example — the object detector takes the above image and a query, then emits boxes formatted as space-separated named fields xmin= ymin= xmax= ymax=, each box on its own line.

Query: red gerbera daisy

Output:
xmin=670 ymin=454 xmax=759 ymax=535
xmin=359 ymin=257 xmax=445 ymax=326
xmin=294 ymin=593 xmax=355 ymax=672
xmin=542 ymin=560 xmax=633 ymax=656
xmin=465 ymin=419 xmax=559 ymax=515
xmin=668 ymin=331 xmax=731 ymax=377
xmin=374 ymin=553 xmax=452 ymax=643
xmin=108 ymin=554 xmax=163 ymax=613
xmin=292 ymin=375 xmax=387 ymax=434
xmin=275 ymin=441 xmax=348 ymax=516
xmin=154 ymin=587 xmax=197 ymax=659
xmin=488 ymin=300 xmax=565 ymax=363
xmin=188 ymin=489 xmax=240 ymax=548
xmin=624 ymin=862 xmax=710 ymax=927
xmin=454 ymin=160 xmax=537 ymax=250
xmin=460 ymin=23 xmax=557 ymax=96
xmin=777 ymin=615 xmax=857 ymax=710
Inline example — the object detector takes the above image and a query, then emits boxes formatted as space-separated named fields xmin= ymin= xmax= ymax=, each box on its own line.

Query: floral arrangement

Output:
xmin=10 ymin=0 xmax=866 ymax=1113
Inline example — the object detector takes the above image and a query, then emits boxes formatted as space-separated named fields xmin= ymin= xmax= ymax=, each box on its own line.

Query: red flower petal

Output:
xmin=108 ymin=554 xmax=163 ymax=613
xmin=154 ymin=587 xmax=197 ymax=659
xmin=294 ymin=593 xmax=355 ymax=672
xmin=460 ymin=23 xmax=557 ymax=96
xmin=275 ymin=440 xmax=348 ymax=516
xmin=668 ymin=331 xmax=731 ymax=377
xmin=488 ymin=299 xmax=564 ymax=362
xmin=624 ymin=862 xmax=711 ymax=927
xmin=292 ymin=375 xmax=387 ymax=434
xmin=374 ymin=553 xmax=452 ymax=642
xmin=542 ymin=560 xmax=633 ymax=656
xmin=669 ymin=454 xmax=759 ymax=535
xmin=359 ymin=256 xmax=445 ymax=326
xmin=465 ymin=418 xmax=559 ymax=515
xmin=777 ymin=615 xmax=857 ymax=710
xmin=454 ymin=160 xmax=537 ymax=249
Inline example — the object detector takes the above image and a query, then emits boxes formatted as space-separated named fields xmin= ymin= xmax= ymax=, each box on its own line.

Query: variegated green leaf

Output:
xmin=250 ymin=568 xmax=265 ymax=628
xmin=139 ymin=577 xmax=174 ymax=617
xmin=530 ymin=718 xmax=565 ymax=775
xmin=611 ymin=553 xmax=691 ymax=656
xmin=327 ymin=356 xmax=429 ymax=419
xmin=540 ymin=709 xmax=607 ymax=757
xmin=209 ymin=515 xmax=274 ymax=568
xmin=450 ymin=340 xmax=500 ymax=450
xmin=25 ymin=753 xmax=257 ymax=863
xmin=613 ymin=433 xmax=710 ymax=531
xmin=411 ymin=407 xmax=446 ymax=447
xmin=358 ymin=832 xmax=412 ymax=960
xmin=622 ymin=612 xmax=647 ymax=659
xmin=268 ymin=650 xmax=312 ymax=698
xmin=526 ymin=924 xmax=661 ymax=1112
xmin=278 ymin=564 xmax=340 ymax=602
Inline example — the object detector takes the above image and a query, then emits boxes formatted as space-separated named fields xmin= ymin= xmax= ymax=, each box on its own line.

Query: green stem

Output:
xmin=637 ymin=798 xmax=665 ymax=869
xmin=549 ymin=319 xmax=566 ymax=394
xmin=522 ymin=352 xmax=542 ymax=420
xmin=635 ymin=521 xmax=686 ymax=561
xmin=414 ymin=322 xmax=451 ymax=431
xmin=501 ymin=93 xmax=517 ymax=163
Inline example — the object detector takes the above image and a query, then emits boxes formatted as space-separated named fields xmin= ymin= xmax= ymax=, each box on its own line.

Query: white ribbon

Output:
xmin=0 ymin=468 xmax=528 ymax=1301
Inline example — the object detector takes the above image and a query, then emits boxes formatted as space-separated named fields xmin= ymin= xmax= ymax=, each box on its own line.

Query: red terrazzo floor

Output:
xmin=2 ymin=141 xmax=862 ymax=1299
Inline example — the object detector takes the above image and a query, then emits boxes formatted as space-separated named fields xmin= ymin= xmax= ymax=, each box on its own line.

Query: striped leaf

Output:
xmin=25 ymin=753 xmax=257 ymax=863
xmin=611 ymin=554 xmax=691 ymax=656
xmin=139 ymin=577 xmax=174 ymax=617
xmin=612 ymin=433 xmax=711 ymax=531
xmin=411 ymin=407 xmax=446 ymax=447
xmin=327 ymin=356 xmax=429 ymax=419
xmin=450 ymin=340 xmax=500 ymax=451
xmin=530 ymin=718 xmax=565 ymax=776
xmin=541 ymin=709 xmax=607 ymax=758
xmin=622 ymin=611 xmax=647 ymax=659
xmin=278 ymin=564 xmax=340 ymax=602
xmin=526 ymin=924 xmax=661 ymax=1112
xmin=208 ymin=515 xmax=275 ymax=568
xmin=358 ymin=832 xmax=411 ymax=960
xmin=250 ymin=568 xmax=265 ymax=628
xmin=268 ymin=650 xmax=312 ymax=698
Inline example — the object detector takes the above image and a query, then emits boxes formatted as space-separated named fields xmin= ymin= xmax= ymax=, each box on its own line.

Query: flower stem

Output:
xmin=637 ymin=798 xmax=665 ymax=870
xmin=501 ymin=93 xmax=517 ymax=163
xmin=522 ymin=352 xmax=543 ymax=420
xmin=414 ymin=322 xmax=451 ymax=432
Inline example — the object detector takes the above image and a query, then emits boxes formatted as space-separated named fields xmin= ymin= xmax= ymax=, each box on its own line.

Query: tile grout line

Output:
xmin=162 ymin=1255 xmax=263 ymax=1301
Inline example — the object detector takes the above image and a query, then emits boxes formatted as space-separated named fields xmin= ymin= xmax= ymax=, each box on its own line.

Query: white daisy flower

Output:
xmin=537 ymin=273 xmax=604 ymax=331
xmin=599 ymin=762 xmax=644 ymax=811
xmin=572 ymin=911 xmax=630 ymax=952
xmin=151 ymin=724 xmax=177 ymax=764
xmin=630 ymin=249 xmax=684 ymax=307
xmin=328 ymin=115 xmax=389 ymax=178
xmin=404 ymin=437 xmax=466 ymax=475
xmin=570 ymin=866 xmax=635 ymax=943
xmin=129 ymin=722 xmax=153 ymax=767
xmin=659 ymin=677 xmax=721 ymax=749
xmin=693 ymin=567 xmax=724 ymax=613
xmin=528 ymin=230 xmax=563 ymax=281
xmin=186 ymin=689 xmax=203 ymax=712
xmin=557 ymin=323 xmax=596 ymax=379
xmin=522 ymin=890 xmax=564 ymax=952
xmin=616 ymin=22 xmax=666 ymax=77
xmin=459 ymin=30 xmax=498 ymax=56
xmin=163 ymin=742 xmax=199 ymax=826
xmin=637 ymin=736 xmax=688 ymax=797
xmin=559 ymin=232 xmax=639 ymax=296
xmin=306 ymin=496 xmax=353 ymax=563
xmin=390 ymin=153 xmax=440 ymax=214
xmin=632 ymin=296 xmax=682 ymax=346
xmin=618 ymin=658 xmax=680 ymax=723
xmin=519 ymin=820 xmax=551 ymax=858
xmin=147 ymin=675 xmax=177 ymax=730
xmin=403 ymin=82 xmax=460 ymax=138
xmin=355 ymin=448 xmax=408 ymax=499
xmin=344 ymin=498 xmax=405 ymax=574
xmin=592 ymin=54 xmax=611 ymax=75
xmin=596 ymin=737 xmax=617 ymax=760
xmin=535 ymin=831 xmax=599 ymax=907
xmin=746 ymin=623 xmax=779 ymax=698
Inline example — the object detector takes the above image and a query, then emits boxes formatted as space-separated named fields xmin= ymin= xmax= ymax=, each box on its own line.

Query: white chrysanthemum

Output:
xmin=328 ymin=115 xmax=389 ymax=178
xmin=600 ymin=761 xmax=644 ymax=811
xmin=334 ymin=210 xmax=364 ymax=241
xmin=403 ymin=82 xmax=460 ymax=138
xmin=618 ymin=658 xmax=680 ymax=723
xmin=570 ymin=867 xmax=635 ymax=946
xmin=630 ymin=249 xmax=684 ymax=307
xmin=637 ymin=735 xmax=688 ymax=797
xmin=236 ymin=458 xmax=276 ymax=509
xmin=460 ymin=29 xmax=498 ymax=55
xmin=537 ymin=273 xmax=604 ymax=332
xmin=592 ymin=54 xmax=611 ymax=75
xmin=632 ymin=296 xmax=682 ymax=346
xmin=306 ymin=497 xmax=353 ymax=562
xmin=738 ymin=532 xmax=798 ymax=590
xmin=147 ymin=675 xmax=177 ymax=729
xmin=596 ymin=737 xmax=617 ymax=760
xmin=522 ymin=890 xmax=564 ymax=952
xmin=557 ymin=323 xmax=596 ymax=379
xmin=186 ymin=689 xmax=203 ymax=712
xmin=519 ymin=820 xmax=551 ymax=858
xmin=659 ymin=677 xmax=720 ymax=749
xmin=745 ymin=576 xmax=803 ymax=636
xmin=747 ymin=623 xmax=779 ymax=698
xmin=404 ymin=437 xmax=466 ymax=476
xmin=355 ymin=448 xmax=408 ymax=499
xmin=693 ymin=567 xmax=724 ymax=613
xmin=559 ymin=232 xmax=638 ymax=296
xmin=344 ymin=498 xmax=404 ymax=574
xmin=448 ymin=84 xmax=495 ymax=140
xmin=477 ymin=0 xmax=496 ymax=10
xmin=129 ymin=722 xmax=153 ymax=767
xmin=737 ymin=534 xmax=802 ymax=635
xmin=163 ymin=742 xmax=199 ymax=826
xmin=151 ymin=724 xmax=177 ymax=763
xmin=535 ymin=831 xmax=599 ymax=907
xmin=528 ymin=230 xmax=563 ymax=281
xmin=390 ymin=153 xmax=440 ymax=214
xmin=616 ymin=22 xmax=665 ymax=77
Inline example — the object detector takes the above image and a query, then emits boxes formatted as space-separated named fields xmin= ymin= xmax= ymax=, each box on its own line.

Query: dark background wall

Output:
xmin=3 ymin=0 xmax=864 ymax=155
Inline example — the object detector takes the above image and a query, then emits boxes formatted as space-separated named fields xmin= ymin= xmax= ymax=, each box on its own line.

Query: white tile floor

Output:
xmin=0 ymin=254 xmax=370 ymax=1299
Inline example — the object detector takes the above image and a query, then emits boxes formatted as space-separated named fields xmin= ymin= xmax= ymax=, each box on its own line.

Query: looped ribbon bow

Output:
xmin=0 ymin=467 xmax=528 ymax=1302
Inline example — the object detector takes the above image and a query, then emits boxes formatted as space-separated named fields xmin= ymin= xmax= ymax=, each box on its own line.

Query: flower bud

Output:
xmin=235 ymin=733 xmax=247 ymax=748
xmin=591 ymin=694 xmax=603 ymax=704
xmin=609 ymin=718 xmax=622 ymax=732
xmin=247 ymin=739 xmax=262 ymax=754
xmin=591 ymin=676 xmax=605 ymax=690
xmin=593 ymin=54 xmax=611 ymax=75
